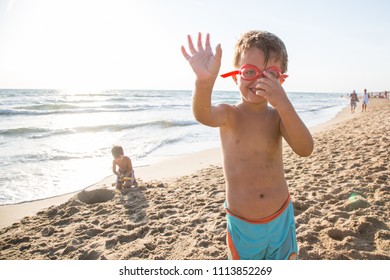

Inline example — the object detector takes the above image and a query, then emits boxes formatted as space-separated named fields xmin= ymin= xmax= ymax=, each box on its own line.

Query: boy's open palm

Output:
xmin=181 ymin=33 xmax=222 ymax=81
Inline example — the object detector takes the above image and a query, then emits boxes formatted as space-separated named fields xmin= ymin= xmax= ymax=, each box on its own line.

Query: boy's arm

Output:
xmin=278 ymin=102 xmax=314 ymax=157
xmin=182 ymin=33 xmax=228 ymax=127
xmin=256 ymin=72 xmax=314 ymax=157
xmin=125 ymin=157 xmax=133 ymax=172
xmin=192 ymin=80 xmax=229 ymax=127
xmin=112 ymin=161 xmax=119 ymax=176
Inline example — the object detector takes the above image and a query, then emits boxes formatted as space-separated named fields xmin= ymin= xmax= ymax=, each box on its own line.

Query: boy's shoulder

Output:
xmin=216 ymin=102 xmax=235 ymax=109
xmin=123 ymin=155 xmax=131 ymax=161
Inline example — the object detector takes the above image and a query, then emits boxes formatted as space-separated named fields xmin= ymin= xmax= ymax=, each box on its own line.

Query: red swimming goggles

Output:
xmin=221 ymin=64 xmax=288 ymax=84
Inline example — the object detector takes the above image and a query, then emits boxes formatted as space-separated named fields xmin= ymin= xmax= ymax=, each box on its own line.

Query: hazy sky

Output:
xmin=1 ymin=0 xmax=389 ymax=93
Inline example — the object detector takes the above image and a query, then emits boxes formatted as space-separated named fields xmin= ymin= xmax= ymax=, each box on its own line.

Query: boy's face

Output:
xmin=237 ymin=47 xmax=283 ymax=105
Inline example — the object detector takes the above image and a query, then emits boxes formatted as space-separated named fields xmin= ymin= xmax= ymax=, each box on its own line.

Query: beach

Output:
xmin=0 ymin=89 xmax=346 ymax=205
xmin=0 ymin=98 xmax=389 ymax=260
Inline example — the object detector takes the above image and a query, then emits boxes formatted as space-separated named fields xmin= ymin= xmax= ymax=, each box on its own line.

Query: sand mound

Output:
xmin=77 ymin=189 xmax=115 ymax=205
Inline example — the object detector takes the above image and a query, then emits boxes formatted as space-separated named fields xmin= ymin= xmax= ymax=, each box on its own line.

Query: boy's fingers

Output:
xmin=197 ymin=32 xmax=204 ymax=51
xmin=181 ymin=45 xmax=190 ymax=60
xmin=255 ymin=89 xmax=266 ymax=96
xmin=263 ymin=71 xmax=279 ymax=84
xmin=205 ymin=33 xmax=211 ymax=51
xmin=183 ymin=33 xmax=220 ymax=61
xmin=255 ymin=81 xmax=270 ymax=94
xmin=187 ymin=34 xmax=196 ymax=54
xmin=215 ymin=44 xmax=222 ymax=61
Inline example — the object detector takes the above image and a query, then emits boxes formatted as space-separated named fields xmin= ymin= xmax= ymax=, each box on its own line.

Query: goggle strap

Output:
xmin=220 ymin=70 xmax=240 ymax=78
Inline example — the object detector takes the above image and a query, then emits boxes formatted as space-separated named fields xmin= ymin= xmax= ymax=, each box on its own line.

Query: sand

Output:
xmin=0 ymin=98 xmax=389 ymax=260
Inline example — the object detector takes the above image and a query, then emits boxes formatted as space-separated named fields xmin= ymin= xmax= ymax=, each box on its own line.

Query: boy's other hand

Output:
xmin=181 ymin=32 xmax=222 ymax=82
xmin=255 ymin=71 xmax=289 ymax=110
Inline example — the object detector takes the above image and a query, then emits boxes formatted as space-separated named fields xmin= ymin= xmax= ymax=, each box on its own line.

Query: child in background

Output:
xmin=362 ymin=89 xmax=369 ymax=112
xmin=181 ymin=31 xmax=313 ymax=260
xmin=111 ymin=145 xmax=137 ymax=188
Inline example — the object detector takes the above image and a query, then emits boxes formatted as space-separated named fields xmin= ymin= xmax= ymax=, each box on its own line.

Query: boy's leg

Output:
xmin=226 ymin=230 xmax=240 ymax=260
xmin=123 ymin=170 xmax=137 ymax=187
xmin=268 ymin=201 xmax=298 ymax=260
xmin=289 ymin=253 xmax=297 ymax=260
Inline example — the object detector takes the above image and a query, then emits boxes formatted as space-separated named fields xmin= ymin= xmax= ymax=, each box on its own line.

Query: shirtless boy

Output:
xmin=111 ymin=145 xmax=136 ymax=188
xmin=181 ymin=31 xmax=313 ymax=260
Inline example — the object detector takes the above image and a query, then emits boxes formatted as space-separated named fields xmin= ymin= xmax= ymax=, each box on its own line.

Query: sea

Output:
xmin=0 ymin=89 xmax=347 ymax=205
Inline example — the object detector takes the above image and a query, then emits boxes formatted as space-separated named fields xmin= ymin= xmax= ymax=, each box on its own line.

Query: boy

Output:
xmin=181 ymin=31 xmax=313 ymax=260
xmin=111 ymin=145 xmax=137 ymax=188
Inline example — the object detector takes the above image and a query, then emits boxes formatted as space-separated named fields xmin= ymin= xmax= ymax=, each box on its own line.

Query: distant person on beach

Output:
xmin=111 ymin=145 xmax=137 ymax=188
xmin=350 ymin=90 xmax=358 ymax=113
xmin=362 ymin=89 xmax=369 ymax=112
xmin=181 ymin=31 xmax=313 ymax=260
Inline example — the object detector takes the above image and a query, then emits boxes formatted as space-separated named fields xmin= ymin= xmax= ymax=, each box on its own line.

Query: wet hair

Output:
xmin=233 ymin=30 xmax=288 ymax=73
xmin=111 ymin=145 xmax=124 ymax=158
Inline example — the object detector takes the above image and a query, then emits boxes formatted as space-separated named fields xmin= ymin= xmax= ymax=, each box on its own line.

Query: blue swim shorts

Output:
xmin=225 ymin=196 xmax=298 ymax=260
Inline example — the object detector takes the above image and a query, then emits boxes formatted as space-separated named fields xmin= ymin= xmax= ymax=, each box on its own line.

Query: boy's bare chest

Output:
xmin=227 ymin=112 xmax=279 ymax=142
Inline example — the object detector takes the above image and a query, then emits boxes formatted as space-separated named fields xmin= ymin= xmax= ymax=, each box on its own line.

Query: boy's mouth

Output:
xmin=249 ymin=87 xmax=262 ymax=95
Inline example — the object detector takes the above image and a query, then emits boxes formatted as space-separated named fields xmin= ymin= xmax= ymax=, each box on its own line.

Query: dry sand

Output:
xmin=0 ymin=98 xmax=389 ymax=260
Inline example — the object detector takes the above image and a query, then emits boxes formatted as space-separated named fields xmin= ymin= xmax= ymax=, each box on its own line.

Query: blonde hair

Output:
xmin=233 ymin=30 xmax=288 ymax=73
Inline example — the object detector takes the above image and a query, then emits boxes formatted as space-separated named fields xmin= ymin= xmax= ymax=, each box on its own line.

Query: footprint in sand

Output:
xmin=326 ymin=227 xmax=355 ymax=241
xmin=375 ymin=230 xmax=390 ymax=252
xmin=78 ymin=249 xmax=101 ymax=260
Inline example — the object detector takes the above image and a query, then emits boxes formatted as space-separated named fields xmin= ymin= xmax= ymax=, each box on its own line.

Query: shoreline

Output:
xmin=0 ymin=104 xmax=353 ymax=229
xmin=0 ymin=147 xmax=222 ymax=229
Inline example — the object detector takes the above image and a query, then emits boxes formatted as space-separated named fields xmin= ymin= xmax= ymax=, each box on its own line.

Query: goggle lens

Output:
xmin=242 ymin=67 xmax=259 ymax=80
xmin=267 ymin=69 xmax=281 ymax=79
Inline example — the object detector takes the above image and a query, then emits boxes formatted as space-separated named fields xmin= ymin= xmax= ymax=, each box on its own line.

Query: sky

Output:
xmin=0 ymin=0 xmax=389 ymax=93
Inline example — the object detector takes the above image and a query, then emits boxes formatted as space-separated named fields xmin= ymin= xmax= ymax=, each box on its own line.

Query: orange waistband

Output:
xmin=225 ymin=195 xmax=291 ymax=224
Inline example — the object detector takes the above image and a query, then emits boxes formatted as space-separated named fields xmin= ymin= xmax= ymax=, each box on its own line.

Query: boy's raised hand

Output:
xmin=181 ymin=33 xmax=222 ymax=82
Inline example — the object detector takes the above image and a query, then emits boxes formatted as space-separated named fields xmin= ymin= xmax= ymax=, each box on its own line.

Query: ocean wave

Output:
xmin=14 ymin=104 xmax=80 ymax=111
xmin=0 ymin=106 xmax=153 ymax=116
xmin=310 ymin=104 xmax=340 ymax=112
xmin=0 ymin=100 xmax=190 ymax=116
xmin=0 ymin=153 xmax=84 ymax=166
xmin=106 ymin=97 xmax=128 ymax=102
xmin=296 ymin=104 xmax=342 ymax=114
xmin=70 ymin=120 xmax=198 ymax=134
xmin=135 ymin=137 xmax=185 ymax=159
xmin=0 ymin=120 xmax=198 ymax=138
xmin=0 ymin=127 xmax=52 ymax=137
xmin=21 ymin=154 xmax=83 ymax=163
